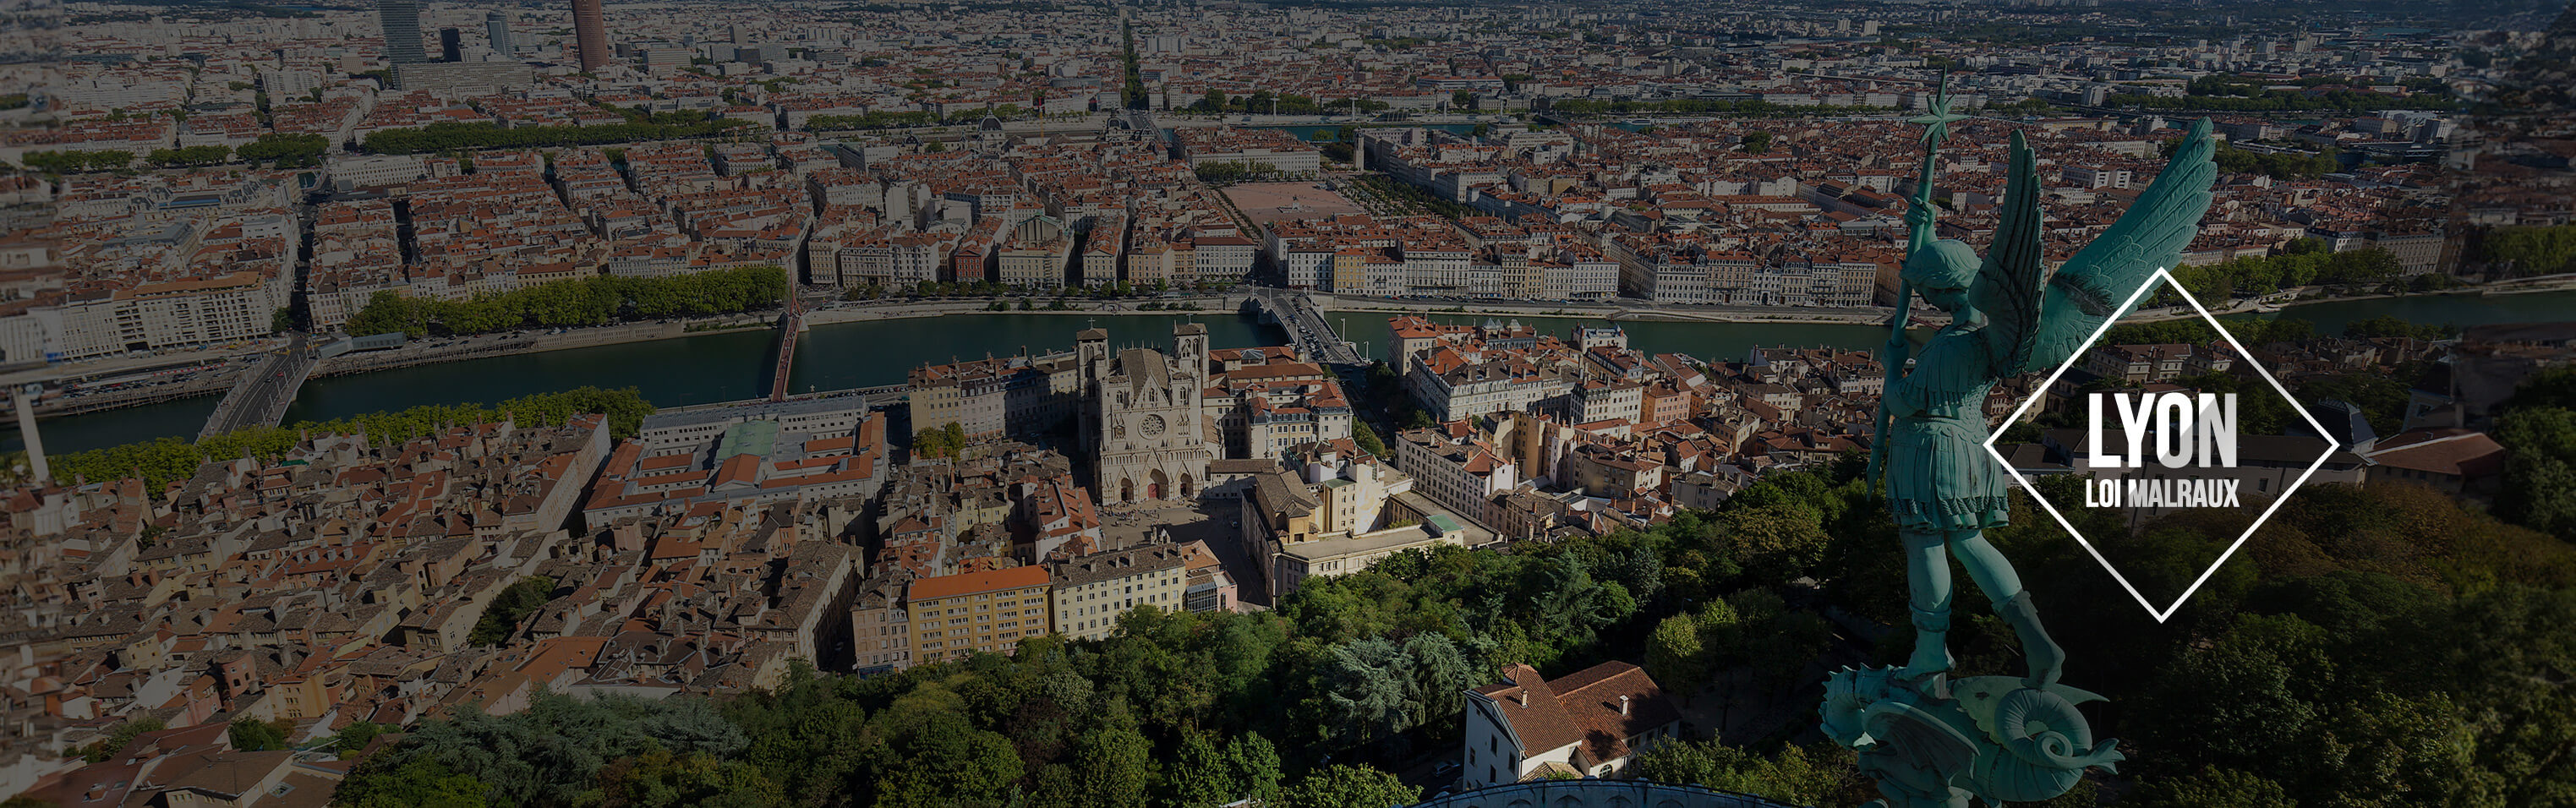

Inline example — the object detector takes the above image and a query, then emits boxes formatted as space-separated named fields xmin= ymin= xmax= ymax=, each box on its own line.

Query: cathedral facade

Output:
xmin=1078 ymin=324 xmax=1216 ymax=503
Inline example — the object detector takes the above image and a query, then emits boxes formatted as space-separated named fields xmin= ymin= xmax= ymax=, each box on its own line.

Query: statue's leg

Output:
xmin=1900 ymin=527 xmax=1952 ymax=681
xmin=1946 ymin=530 xmax=2064 ymax=688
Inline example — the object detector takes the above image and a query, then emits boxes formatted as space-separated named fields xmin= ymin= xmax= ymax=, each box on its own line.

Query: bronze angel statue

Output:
xmin=1881 ymin=117 xmax=2218 ymax=688
xmin=1828 ymin=112 xmax=2219 ymax=808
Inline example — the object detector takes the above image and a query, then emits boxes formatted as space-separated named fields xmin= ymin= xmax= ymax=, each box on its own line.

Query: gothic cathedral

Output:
xmin=1078 ymin=324 xmax=1216 ymax=503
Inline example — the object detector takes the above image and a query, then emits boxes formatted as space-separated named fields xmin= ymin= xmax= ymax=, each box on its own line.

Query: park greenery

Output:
xmin=332 ymin=722 xmax=396 ymax=756
xmin=230 ymin=718 xmax=297 ymax=752
xmin=47 ymin=386 xmax=655 ymax=493
xmin=2154 ymin=131 xmax=2346 ymax=181
xmin=1545 ymin=98 xmax=1894 ymax=117
xmin=2494 ymin=366 xmax=2576 ymax=539
xmin=911 ymin=423 xmax=969 ymax=461
xmin=2213 ymin=141 xmax=2342 ymax=179
xmin=802 ymin=110 xmax=939 ymax=130
xmin=359 ymin=116 xmax=753 ymax=156
xmin=2106 ymin=74 xmax=2454 ymax=113
xmin=234 ymin=132 xmax=331 ymax=168
xmin=1119 ymin=19 xmax=1148 ymax=111
xmin=1351 ymin=419 xmax=1388 ymax=456
xmin=17 ymin=149 xmax=137 ymax=173
xmin=345 ymin=265 xmax=785 ymax=338
xmin=840 ymin=277 xmax=1228 ymax=300
xmin=1193 ymin=159 xmax=1283 ymax=185
xmin=1184 ymin=89 xmax=1388 ymax=117
xmin=2474 ymin=223 xmax=2576 ymax=277
xmin=470 ymin=576 xmax=561 ymax=647
xmin=2161 ymin=238 xmax=2404 ymax=299
xmin=1353 ymin=174 xmax=1474 ymax=220
xmin=146 ymin=145 xmax=234 ymax=168
xmin=72 ymin=718 xmax=165 ymax=762
xmin=321 ymin=445 xmax=2576 ymax=806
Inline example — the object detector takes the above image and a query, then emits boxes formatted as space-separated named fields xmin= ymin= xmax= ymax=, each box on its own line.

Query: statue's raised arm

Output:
xmin=1985 ymin=117 xmax=2222 ymax=377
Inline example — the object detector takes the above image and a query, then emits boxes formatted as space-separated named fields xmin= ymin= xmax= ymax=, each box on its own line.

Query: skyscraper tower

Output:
xmin=571 ymin=0 xmax=610 ymax=72
xmin=486 ymin=12 xmax=512 ymax=55
xmin=377 ymin=0 xmax=426 ymax=68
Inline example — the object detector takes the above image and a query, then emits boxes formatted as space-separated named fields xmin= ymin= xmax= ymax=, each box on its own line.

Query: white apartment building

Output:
xmin=1047 ymin=543 xmax=1189 ymax=640
xmin=1392 ymin=427 xmax=1519 ymax=526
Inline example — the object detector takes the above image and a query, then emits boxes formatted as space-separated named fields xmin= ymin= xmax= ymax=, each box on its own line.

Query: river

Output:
xmin=10 ymin=289 xmax=2573 ymax=456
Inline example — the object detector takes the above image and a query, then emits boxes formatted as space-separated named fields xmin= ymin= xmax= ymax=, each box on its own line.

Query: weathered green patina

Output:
xmin=1831 ymin=79 xmax=2220 ymax=806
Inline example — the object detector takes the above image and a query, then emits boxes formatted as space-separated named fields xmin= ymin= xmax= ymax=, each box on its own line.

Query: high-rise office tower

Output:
xmin=487 ymin=12 xmax=512 ymax=55
xmin=571 ymin=0 xmax=610 ymax=72
xmin=440 ymin=27 xmax=462 ymax=62
xmin=378 ymin=0 xmax=427 ymax=68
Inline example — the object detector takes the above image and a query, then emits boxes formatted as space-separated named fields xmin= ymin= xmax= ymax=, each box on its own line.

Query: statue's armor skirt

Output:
xmin=1887 ymin=416 xmax=2010 ymax=531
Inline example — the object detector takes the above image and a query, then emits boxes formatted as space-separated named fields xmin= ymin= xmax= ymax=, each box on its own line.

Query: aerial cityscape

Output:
xmin=1 ymin=0 xmax=2573 ymax=805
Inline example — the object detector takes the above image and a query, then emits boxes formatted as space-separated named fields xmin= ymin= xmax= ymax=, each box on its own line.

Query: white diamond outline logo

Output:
xmin=1980 ymin=266 xmax=2342 ymax=624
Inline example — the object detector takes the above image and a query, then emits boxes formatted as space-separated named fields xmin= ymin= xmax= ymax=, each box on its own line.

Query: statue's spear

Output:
xmin=1868 ymin=73 xmax=1969 ymax=494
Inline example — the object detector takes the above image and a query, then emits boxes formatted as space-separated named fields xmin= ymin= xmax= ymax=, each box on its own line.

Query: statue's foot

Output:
xmin=2025 ymin=644 xmax=2065 ymax=690
xmin=1901 ymin=637 xmax=1950 ymax=677
xmin=1899 ymin=631 xmax=1951 ymax=685
xmin=1995 ymin=591 xmax=2064 ymax=689
xmin=1901 ymin=606 xmax=1952 ymax=685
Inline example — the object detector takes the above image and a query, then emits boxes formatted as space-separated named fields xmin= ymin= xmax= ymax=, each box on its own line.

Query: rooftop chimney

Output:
xmin=1516 ymin=689 xmax=1529 ymax=707
xmin=1620 ymin=695 xmax=1631 ymax=715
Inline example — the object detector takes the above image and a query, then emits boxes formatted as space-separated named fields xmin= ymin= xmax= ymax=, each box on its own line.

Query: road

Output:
xmin=1251 ymin=288 xmax=1366 ymax=366
xmin=769 ymin=291 xmax=806 ymax=402
xmin=1316 ymin=292 xmax=1895 ymax=325
xmin=200 ymin=332 xmax=315 ymax=438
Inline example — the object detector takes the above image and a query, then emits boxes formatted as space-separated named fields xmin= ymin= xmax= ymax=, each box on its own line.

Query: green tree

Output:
xmin=79 ymin=718 xmax=166 ymax=762
xmin=359 ymin=118 xmax=751 ymax=156
xmin=1352 ymin=420 xmax=1387 ymax=456
xmin=1278 ymin=764 xmax=1418 ymax=808
xmin=2494 ymin=407 xmax=2576 ymax=538
xmin=2136 ymin=613 xmax=2333 ymax=771
xmin=1162 ymin=730 xmax=1238 ymax=807
xmin=1072 ymin=720 xmax=1154 ymax=808
xmin=235 ymin=133 xmax=331 ymax=168
xmin=588 ymin=749 xmax=779 ymax=808
xmin=230 ymin=718 xmax=292 ymax=751
xmin=334 ymin=756 xmax=493 ymax=808
xmin=2128 ymin=766 xmax=2299 ymax=808
xmin=333 ymin=722 xmax=394 ymax=756
xmin=468 ymin=576 xmax=557 ymax=647
xmin=147 ymin=145 xmax=232 ymax=167
xmin=19 ymin=149 xmax=135 ymax=173
xmin=2480 ymin=224 xmax=2576 ymax=276
xmin=1224 ymin=733 xmax=1285 ymax=805
xmin=343 ymin=267 xmax=785 ymax=338
xmin=1630 ymin=740 xmax=1852 ymax=806
xmin=1646 ymin=611 xmax=1709 ymax=700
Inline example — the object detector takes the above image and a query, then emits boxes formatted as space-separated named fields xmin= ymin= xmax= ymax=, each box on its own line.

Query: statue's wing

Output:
xmin=2020 ymin=117 xmax=2220 ymax=374
xmin=1971 ymin=129 xmax=2048 ymax=377
xmin=1863 ymin=701 xmax=1978 ymax=779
